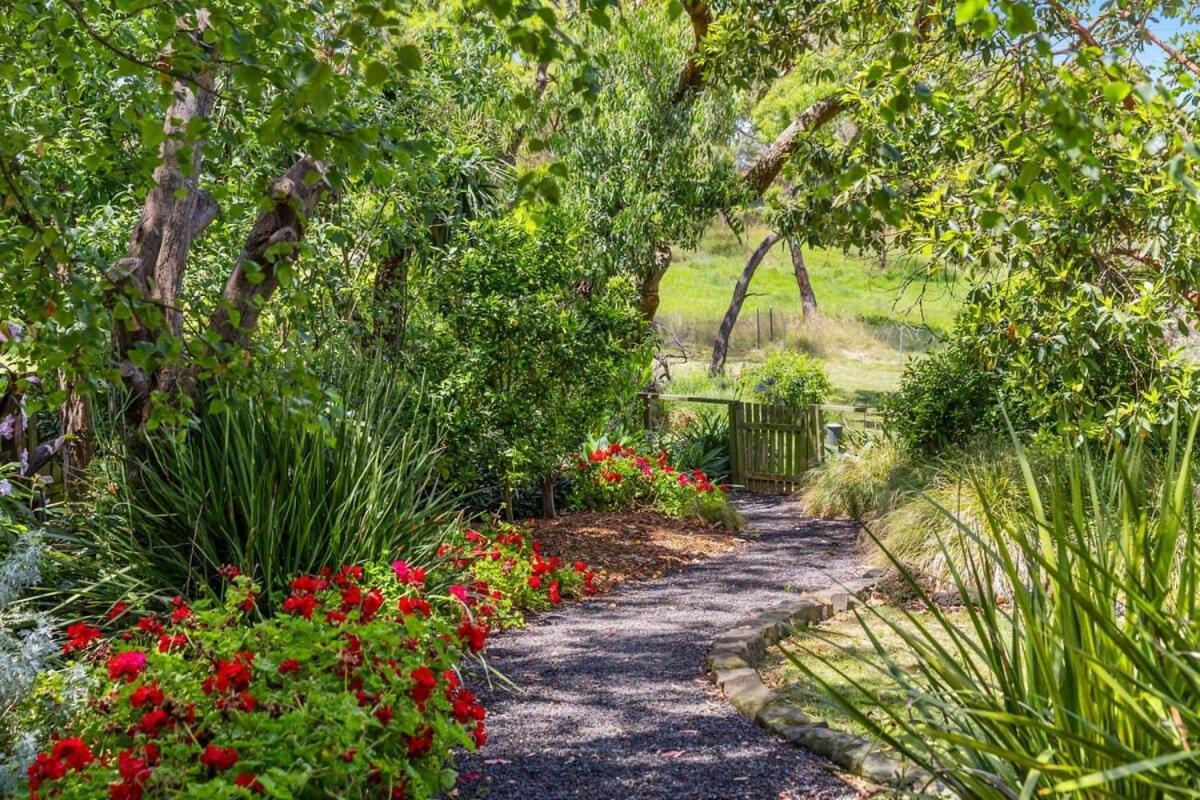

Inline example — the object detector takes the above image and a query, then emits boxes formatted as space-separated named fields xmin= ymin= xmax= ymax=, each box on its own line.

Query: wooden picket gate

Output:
xmin=730 ymin=401 xmax=823 ymax=493
xmin=640 ymin=394 xmax=824 ymax=494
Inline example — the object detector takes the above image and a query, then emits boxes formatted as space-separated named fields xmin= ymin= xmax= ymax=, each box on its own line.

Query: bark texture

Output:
xmin=209 ymin=156 xmax=329 ymax=345
xmin=741 ymin=95 xmax=845 ymax=196
xmin=639 ymin=244 xmax=674 ymax=321
xmin=671 ymin=2 xmax=713 ymax=103
xmin=708 ymin=232 xmax=783 ymax=376
xmin=113 ymin=59 xmax=217 ymax=426
xmin=790 ymin=240 xmax=818 ymax=317
xmin=541 ymin=473 xmax=557 ymax=519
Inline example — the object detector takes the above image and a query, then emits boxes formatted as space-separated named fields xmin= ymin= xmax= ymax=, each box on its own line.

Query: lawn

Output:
xmin=657 ymin=221 xmax=965 ymax=406
xmin=759 ymin=604 xmax=969 ymax=740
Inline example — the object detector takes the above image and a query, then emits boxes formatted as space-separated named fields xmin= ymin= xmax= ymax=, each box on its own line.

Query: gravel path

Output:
xmin=458 ymin=495 xmax=866 ymax=800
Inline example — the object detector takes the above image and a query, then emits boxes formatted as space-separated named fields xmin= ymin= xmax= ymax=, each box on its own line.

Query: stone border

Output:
xmin=705 ymin=569 xmax=921 ymax=787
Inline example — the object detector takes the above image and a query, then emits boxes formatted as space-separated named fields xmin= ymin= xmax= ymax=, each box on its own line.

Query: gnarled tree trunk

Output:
xmin=112 ymin=57 xmax=217 ymax=428
xmin=638 ymin=244 xmax=673 ymax=322
xmin=709 ymin=231 xmax=783 ymax=376
xmin=790 ymin=240 xmax=818 ymax=317
xmin=210 ymin=157 xmax=329 ymax=345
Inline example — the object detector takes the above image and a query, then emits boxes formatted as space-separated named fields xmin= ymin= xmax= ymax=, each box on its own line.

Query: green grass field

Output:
xmin=657 ymin=221 xmax=964 ymax=405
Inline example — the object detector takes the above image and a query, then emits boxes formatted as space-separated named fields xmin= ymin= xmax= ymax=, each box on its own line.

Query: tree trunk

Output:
xmin=709 ymin=232 xmax=783 ymax=375
xmin=58 ymin=374 xmax=93 ymax=489
xmin=113 ymin=55 xmax=217 ymax=428
xmin=502 ymin=479 xmax=515 ymax=523
xmin=373 ymin=247 xmax=412 ymax=350
xmin=209 ymin=156 xmax=329 ymax=345
xmin=639 ymin=244 xmax=673 ymax=322
xmin=540 ymin=472 xmax=556 ymax=519
xmin=790 ymin=240 xmax=818 ymax=317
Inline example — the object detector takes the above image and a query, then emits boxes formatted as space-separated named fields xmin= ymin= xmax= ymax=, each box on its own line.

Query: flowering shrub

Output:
xmin=23 ymin=565 xmax=490 ymax=799
xmin=439 ymin=527 xmax=597 ymax=628
xmin=567 ymin=443 xmax=742 ymax=530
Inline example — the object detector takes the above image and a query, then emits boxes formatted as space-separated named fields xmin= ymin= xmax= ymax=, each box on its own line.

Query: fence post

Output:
xmin=769 ymin=307 xmax=774 ymax=341
xmin=729 ymin=401 xmax=744 ymax=487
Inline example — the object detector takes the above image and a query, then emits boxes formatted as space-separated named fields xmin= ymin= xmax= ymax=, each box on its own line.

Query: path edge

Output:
xmin=704 ymin=569 xmax=921 ymax=787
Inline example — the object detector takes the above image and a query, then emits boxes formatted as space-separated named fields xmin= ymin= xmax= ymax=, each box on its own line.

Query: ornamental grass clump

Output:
xmin=789 ymin=421 xmax=1200 ymax=798
xmin=567 ymin=442 xmax=743 ymax=530
xmin=22 ymin=564 xmax=490 ymax=799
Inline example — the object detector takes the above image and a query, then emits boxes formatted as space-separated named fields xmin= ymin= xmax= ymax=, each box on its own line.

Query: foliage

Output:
xmin=0 ymin=474 xmax=68 ymax=795
xmin=409 ymin=208 xmax=647 ymax=497
xmin=117 ymin=361 xmax=459 ymax=605
xmin=797 ymin=421 xmax=1200 ymax=798
xmin=881 ymin=342 xmax=1013 ymax=455
xmin=20 ymin=564 xmax=489 ymax=799
xmin=567 ymin=443 xmax=742 ymax=530
xmin=873 ymin=444 xmax=1029 ymax=592
xmin=799 ymin=434 xmax=916 ymax=520
xmin=441 ymin=526 xmax=596 ymax=630
xmin=662 ymin=408 xmax=731 ymax=484
xmin=738 ymin=351 xmax=831 ymax=408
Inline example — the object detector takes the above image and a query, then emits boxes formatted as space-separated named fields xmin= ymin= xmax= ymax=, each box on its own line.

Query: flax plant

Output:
xmin=119 ymin=361 xmax=461 ymax=605
xmin=787 ymin=419 xmax=1200 ymax=798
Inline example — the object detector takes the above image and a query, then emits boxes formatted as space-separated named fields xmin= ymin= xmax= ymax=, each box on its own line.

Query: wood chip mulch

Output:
xmin=523 ymin=510 xmax=752 ymax=593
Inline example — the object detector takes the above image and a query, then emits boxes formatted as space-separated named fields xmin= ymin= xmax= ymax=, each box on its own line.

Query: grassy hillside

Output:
xmin=656 ymin=221 xmax=965 ymax=406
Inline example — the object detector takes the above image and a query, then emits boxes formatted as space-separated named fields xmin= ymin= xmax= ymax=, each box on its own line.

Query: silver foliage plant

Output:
xmin=0 ymin=531 xmax=82 ymax=796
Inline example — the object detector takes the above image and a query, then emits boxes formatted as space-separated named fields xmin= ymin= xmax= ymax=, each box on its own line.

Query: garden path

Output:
xmin=458 ymin=495 xmax=865 ymax=799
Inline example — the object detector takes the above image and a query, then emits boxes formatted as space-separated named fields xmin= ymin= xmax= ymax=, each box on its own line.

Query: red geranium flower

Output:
xmin=63 ymin=622 xmax=103 ymax=654
xmin=398 ymin=597 xmax=431 ymax=617
xmin=281 ymin=593 xmax=317 ymax=619
xmin=409 ymin=666 xmax=437 ymax=708
xmin=157 ymin=633 xmax=187 ymax=653
xmin=130 ymin=683 xmax=164 ymax=709
xmin=199 ymin=744 xmax=238 ymax=771
xmin=548 ymin=581 xmax=561 ymax=605
xmin=134 ymin=708 xmax=172 ymax=737
xmin=108 ymin=651 xmax=148 ymax=683
xmin=234 ymin=773 xmax=265 ymax=794
xmin=278 ymin=659 xmax=301 ymax=675
xmin=456 ymin=620 xmax=488 ymax=653
xmin=391 ymin=560 xmax=427 ymax=587
xmin=107 ymin=602 xmax=130 ymax=621
xmin=51 ymin=738 xmax=95 ymax=770
xmin=405 ymin=727 xmax=433 ymax=757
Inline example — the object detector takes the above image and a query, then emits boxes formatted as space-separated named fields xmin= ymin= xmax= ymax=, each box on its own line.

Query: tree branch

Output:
xmin=741 ymin=95 xmax=845 ymax=196
xmin=209 ymin=156 xmax=330 ymax=345
xmin=671 ymin=1 xmax=712 ymax=103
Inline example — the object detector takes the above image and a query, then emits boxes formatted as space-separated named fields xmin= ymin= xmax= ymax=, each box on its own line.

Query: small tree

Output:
xmin=410 ymin=206 xmax=647 ymax=519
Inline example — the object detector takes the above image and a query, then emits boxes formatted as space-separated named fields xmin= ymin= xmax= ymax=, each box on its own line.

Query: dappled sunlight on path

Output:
xmin=458 ymin=496 xmax=865 ymax=799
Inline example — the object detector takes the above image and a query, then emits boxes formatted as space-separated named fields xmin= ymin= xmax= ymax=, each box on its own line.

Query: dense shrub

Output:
xmin=438 ymin=526 xmax=596 ymax=629
xmin=881 ymin=344 xmax=1012 ymax=455
xmin=567 ymin=443 xmax=742 ymax=530
xmin=21 ymin=566 xmax=487 ymax=800
xmin=738 ymin=351 xmax=831 ymax=408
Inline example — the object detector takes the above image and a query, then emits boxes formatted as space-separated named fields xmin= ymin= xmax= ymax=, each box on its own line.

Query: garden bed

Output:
xmin=526 ymin=510 xmax=751 ymax=591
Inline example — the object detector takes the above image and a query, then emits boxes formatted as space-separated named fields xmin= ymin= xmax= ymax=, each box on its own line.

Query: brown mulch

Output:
xmin=523 ymin=510 xmax=752 ymax=593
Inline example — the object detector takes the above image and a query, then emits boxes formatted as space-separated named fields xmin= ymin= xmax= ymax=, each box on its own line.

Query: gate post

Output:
xmin=729 ymin=401 xmax=744 ymax=487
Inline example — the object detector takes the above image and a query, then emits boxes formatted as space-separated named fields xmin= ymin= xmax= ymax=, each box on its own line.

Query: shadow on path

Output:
xmin=458 ymin=495 xmax=865 ymax=800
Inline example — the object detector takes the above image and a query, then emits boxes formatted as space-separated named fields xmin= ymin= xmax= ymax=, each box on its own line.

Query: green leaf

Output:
xmin=364 ymin=61 xmax=388 ymax=87
xmin=394 ymin=45 xmax=422 ymax=72
xmin=955 ymin=0 xmax=988 ymax=25
xmin=1103 ymin=81 xmax=1132 ymax=105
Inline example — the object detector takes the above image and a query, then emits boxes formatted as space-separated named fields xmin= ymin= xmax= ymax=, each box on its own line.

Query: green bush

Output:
xmin=881 ymin=344 xmax=1012 ymax=455
xmin=738 ymin=351 xmax=831 ymax=408
xmin=795 ymin=423 xmax=1200 ymax=798
xmin=118 ymin=359 xmax=460 ymax=606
